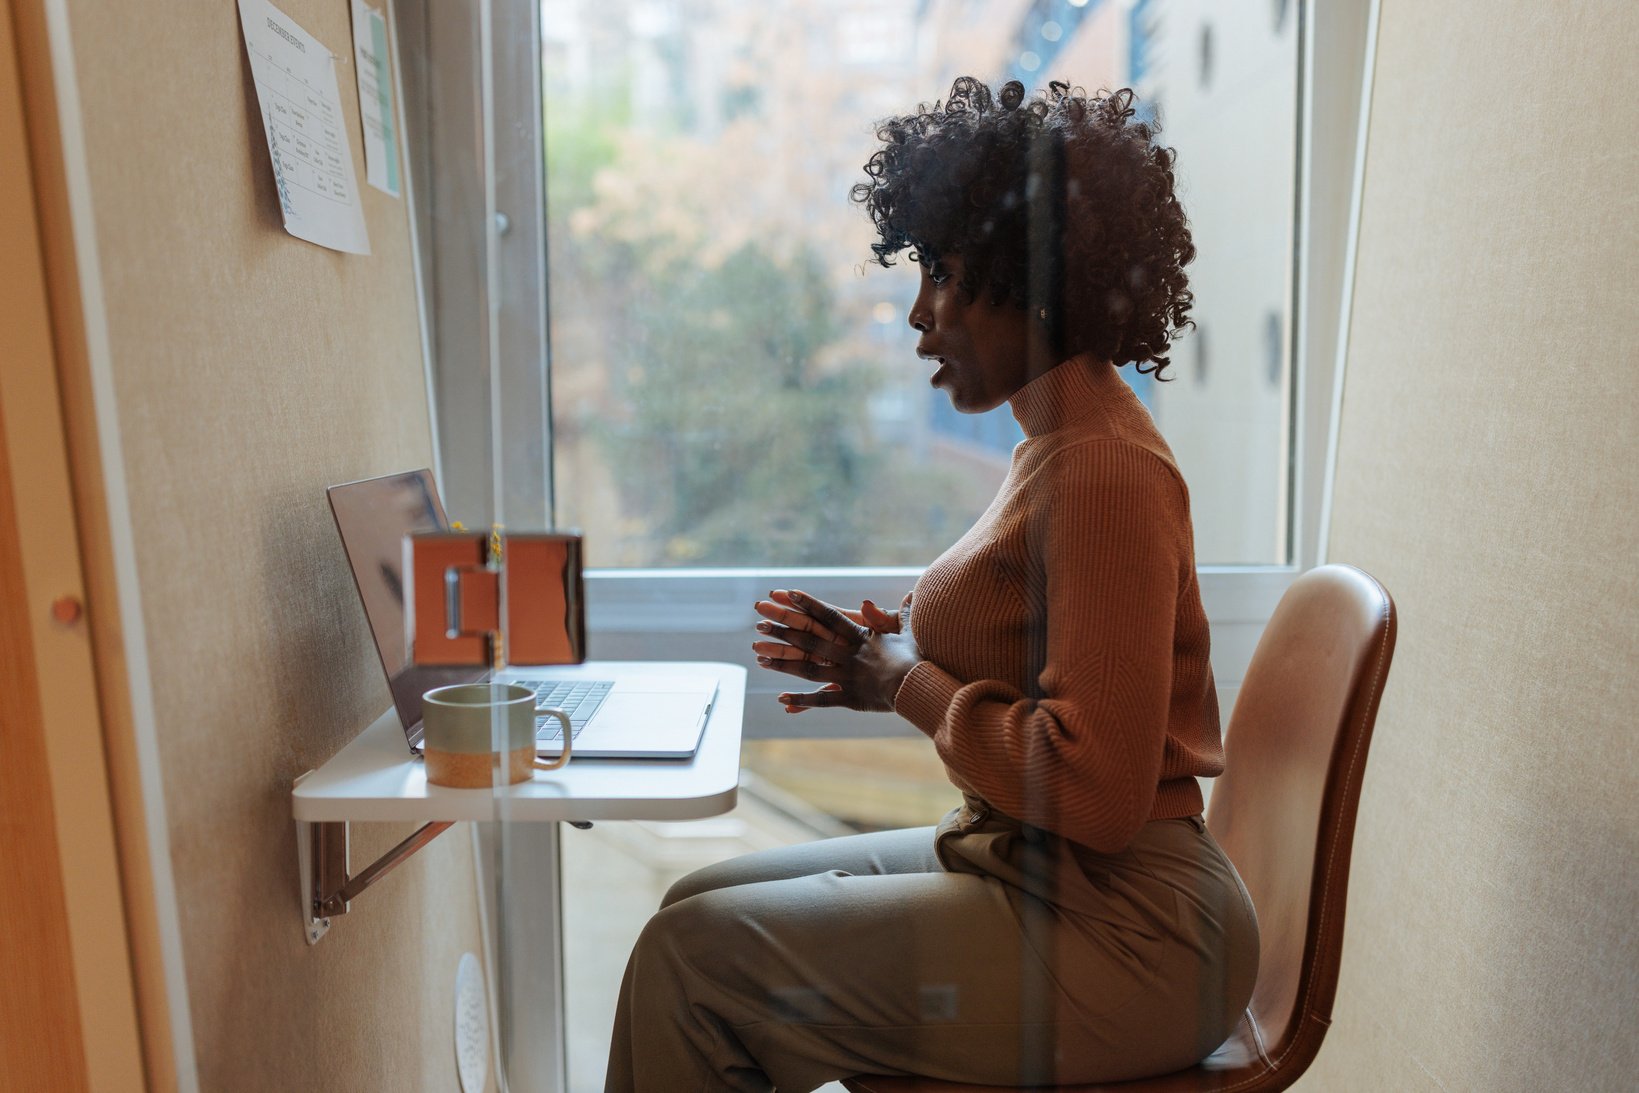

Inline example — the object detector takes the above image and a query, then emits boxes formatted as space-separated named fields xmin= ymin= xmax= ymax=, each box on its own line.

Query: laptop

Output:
xmin=327 ymin=469 xmax=716 ymax=760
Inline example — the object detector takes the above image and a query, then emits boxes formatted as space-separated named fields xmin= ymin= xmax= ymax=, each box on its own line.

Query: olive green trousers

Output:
xmin=604 ymin=813 xmax=1257 ymax=1092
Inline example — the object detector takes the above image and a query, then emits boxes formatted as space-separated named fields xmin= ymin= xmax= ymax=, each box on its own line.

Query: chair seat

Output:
xmin=842 ymin=1010 xmax=1288 ymax=1093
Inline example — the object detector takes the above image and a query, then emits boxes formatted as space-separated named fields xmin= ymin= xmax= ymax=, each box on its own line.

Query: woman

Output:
xmin=605 ymin=77 xmax=1258 ymax=1092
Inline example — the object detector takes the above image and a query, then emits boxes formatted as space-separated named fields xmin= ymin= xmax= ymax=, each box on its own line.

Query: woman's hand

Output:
xmin=753 ymin=591 xmax=899 ymax=711
xmin=755 ymin=589 xmax=902 ymax=643
xmin=752 ymin=591 xmax=903 ymax=670
xmin=751 ymin=590 xmax=922 ymax=712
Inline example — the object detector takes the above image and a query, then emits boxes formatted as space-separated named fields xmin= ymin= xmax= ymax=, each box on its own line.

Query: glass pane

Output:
xmin=543 ymin=0 xmax=1297 ymax=567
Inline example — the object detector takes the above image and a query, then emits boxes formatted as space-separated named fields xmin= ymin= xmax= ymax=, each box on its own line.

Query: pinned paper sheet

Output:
xmin=351 ymin=0 xmax=400 ymax=196
xmin=237 ymin=0 xmax=370 ymax=254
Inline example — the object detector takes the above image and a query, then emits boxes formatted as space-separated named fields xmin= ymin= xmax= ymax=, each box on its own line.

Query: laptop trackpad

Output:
xmin=600 ymin=692 xmax=704 ymax=731
xmin=578 ymin=692 xmax=707 ymax=754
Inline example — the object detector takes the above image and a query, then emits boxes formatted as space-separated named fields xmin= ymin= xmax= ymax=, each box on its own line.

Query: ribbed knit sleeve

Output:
xmin=894 ymin=440 xmax=1189 ymax=854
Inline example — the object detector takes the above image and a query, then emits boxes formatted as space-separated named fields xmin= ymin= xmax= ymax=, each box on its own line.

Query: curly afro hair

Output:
xmin=851 ymin=77 xmax=1195 ymax=378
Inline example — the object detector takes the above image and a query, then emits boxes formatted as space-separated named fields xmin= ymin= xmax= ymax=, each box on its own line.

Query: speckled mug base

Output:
xmin=424 ymin=744 xmax=538 ymax=788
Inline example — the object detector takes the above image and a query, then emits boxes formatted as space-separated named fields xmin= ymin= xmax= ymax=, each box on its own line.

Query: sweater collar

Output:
xmin=1008 ymin=354 xmax=1121 ymax=438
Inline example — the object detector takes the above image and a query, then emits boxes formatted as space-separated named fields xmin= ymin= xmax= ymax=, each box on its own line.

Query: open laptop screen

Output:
xmin=327 ymin=469 xmax=483 ymax=747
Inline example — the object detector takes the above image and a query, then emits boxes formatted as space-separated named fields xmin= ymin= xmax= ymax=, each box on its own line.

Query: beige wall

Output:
xmin=50 ymin=0 xmax=490 ymax=1087
xmin=1313 ymin=0 xmax=1638 ymax=1088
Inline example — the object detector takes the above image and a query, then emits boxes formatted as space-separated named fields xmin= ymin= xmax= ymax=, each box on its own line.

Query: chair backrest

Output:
xmin=1205 ymin=564 xmax=1396 ymax=1074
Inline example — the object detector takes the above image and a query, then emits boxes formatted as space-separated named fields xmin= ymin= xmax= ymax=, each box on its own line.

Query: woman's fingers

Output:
xmin=771 ymin=589 xmax=862 ymax=641
xmin=859 ymin=598 xmax=900 ymax=633
xmin=755 ymin=596 xmax=843 ymax=646
xmin=777 ymin=682 xmax=851 ymax=710
xmin=753 ymin=594 xmax=850 ymax=667
xmin=750 ymin=640 xmax=806 ymax=661
xmin=754 ymin=654 xmax=845 ymax=683
xmin=785 ymin=590 xmax=868 ymax=645
xmin=751 ymin=640 xmax=835 ymax=667
xmin=754 ymin=591 xmax=889 ymax=671
xmin=754 ymin=618 xmax=852 ymax=663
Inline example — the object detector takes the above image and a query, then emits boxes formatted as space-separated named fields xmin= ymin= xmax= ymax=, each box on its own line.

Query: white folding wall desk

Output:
xmin=292 ymin=661 xmax=745 ymax=943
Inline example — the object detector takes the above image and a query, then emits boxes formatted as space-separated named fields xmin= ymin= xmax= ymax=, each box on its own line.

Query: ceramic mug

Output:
xmin=421 ymin=683 xmax=571 ymax=788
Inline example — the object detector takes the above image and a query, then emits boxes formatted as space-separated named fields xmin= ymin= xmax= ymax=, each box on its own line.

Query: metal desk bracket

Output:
xmin=294 ymin=771 xmax=455 ymax=945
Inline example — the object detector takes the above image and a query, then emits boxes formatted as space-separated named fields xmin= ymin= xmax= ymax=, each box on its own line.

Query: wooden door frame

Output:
xmin=2 ymin=0 xmax=175 ymax=1087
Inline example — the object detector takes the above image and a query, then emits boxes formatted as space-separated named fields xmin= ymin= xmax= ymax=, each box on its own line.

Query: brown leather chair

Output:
xmin=844 ymin=564 xmax=1397 ymax=1093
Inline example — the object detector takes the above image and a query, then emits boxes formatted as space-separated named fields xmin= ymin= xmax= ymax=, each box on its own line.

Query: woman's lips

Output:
xmin=922 ymin=353 xmax=949 ymax=386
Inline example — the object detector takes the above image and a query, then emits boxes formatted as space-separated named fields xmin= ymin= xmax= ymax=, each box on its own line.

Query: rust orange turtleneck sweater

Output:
xmin=893 ymin=354 xmax=1222 ymax=855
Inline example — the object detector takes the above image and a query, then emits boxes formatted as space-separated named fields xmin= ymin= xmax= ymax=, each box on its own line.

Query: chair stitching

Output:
xmin=1244 ymin=1009 xmax=1272 ymax=1068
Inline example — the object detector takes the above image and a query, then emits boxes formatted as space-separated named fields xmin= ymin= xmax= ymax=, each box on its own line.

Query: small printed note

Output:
xmin=237 ymin=0 xmax=371 ymax=254
xmin=351 ymin=0 xmax=401 ymax=196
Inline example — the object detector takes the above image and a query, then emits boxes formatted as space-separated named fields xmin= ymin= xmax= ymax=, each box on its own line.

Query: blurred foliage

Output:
xmin=544 ymin=99 xmax=623 ymax=220
xmin=545 ymin=110 xmax=977 ymax=567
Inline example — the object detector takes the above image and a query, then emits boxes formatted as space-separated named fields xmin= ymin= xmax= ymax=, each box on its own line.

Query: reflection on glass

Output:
xmin=543 ymin=0 xmax=1297 ymax=567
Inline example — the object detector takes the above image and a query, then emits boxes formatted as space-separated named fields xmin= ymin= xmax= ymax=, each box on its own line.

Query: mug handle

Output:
xmin=533 ymin=707 xmax=572 ymax=771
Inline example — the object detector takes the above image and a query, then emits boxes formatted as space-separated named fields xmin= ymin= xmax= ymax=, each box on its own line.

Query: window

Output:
xmin=544 ymin=0 xmax=1299 ymax=579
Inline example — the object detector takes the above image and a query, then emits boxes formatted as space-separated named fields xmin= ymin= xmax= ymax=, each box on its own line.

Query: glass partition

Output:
xmin=538 ymin=3 xmax=1299 ymax=1085
xmin=411 ymin=1 xmax=1304 ymax=1089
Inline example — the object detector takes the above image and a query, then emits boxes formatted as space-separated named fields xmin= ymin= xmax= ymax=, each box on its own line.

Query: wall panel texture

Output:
xmin=1313 ymin=0 xmax=1637 ymax=1089
xmin=61 ymin=0 xmax=490 ymax=1087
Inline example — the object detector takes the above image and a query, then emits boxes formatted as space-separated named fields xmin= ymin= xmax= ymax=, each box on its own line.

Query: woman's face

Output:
xmin=908 ymin=253 xmax=1033 ymax=414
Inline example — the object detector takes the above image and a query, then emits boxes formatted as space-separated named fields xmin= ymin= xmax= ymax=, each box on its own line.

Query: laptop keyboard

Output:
xmin=518 ymin=679 xmax=614 ymax=740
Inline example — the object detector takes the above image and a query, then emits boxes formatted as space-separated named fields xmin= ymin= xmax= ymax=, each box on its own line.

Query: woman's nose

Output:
xmin=908 ymin=303 xmax=930 ymax=332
